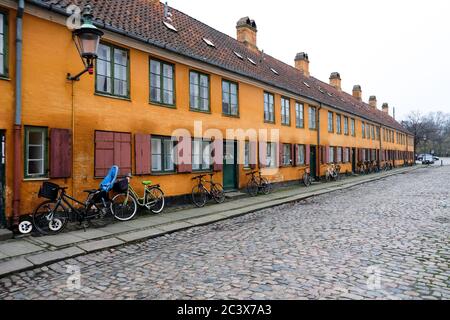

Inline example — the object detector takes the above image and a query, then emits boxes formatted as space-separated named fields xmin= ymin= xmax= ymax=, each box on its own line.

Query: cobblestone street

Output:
xmin=0 ymin=166 xmax=449 ymax=300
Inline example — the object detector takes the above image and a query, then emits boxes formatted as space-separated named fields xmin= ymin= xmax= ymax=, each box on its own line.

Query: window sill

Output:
xmin=0 ymin=75 xmax=11 ymax=81
xmin=23 ymin=177 xmax=50 ymax=182
xmin=264 ymin=120 xmax=276 ymax=125
xmin=95 ymin=92 xmax=131 ymax=102
xmin=222 ymin=113 xmax=240 ymax=119
xmin=190 ymin=108 xmax=211 ymax=115
xmin=149 ymin=101 xmax=176 ymax=109
xmin=192 ymin=170 xmax=214 ymax=174
xmin=296 ymin=126 xmax=305 ymax=129
xmin=151 ymin=172 xmax=177 ymax=176
xmin=281 ymin=124 xmax=291 ymax=127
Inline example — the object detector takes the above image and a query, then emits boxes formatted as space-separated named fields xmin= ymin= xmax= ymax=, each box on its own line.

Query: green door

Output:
xmin=0 ymin=131 xmax=5 ymax=227
xmin=223 ymin=140 xmax=238 ymax=190
xmin=310 ymin=145 xmax=317 ymax=179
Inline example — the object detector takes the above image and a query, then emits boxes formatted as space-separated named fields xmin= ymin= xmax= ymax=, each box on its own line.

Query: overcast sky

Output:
xmin=170 ymin=0 xmax=450 ymax=120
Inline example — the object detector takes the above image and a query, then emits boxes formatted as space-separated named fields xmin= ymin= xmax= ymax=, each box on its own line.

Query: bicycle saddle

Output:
xmin=141 ymin=181 xmax=152 ymax=186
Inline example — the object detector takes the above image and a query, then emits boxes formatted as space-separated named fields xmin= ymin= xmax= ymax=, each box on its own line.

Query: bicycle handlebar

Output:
xmin=245 ymin=170 xmax=259 ymax=176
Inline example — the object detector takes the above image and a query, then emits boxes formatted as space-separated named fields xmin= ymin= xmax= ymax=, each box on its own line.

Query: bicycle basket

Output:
xmin=38 ymin=182 xmax=59 ymax=201
xmin=113 ymin=178 xmax=129 ymax=193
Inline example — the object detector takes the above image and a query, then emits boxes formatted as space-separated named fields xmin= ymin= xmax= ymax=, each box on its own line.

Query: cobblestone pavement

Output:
xmin=0 ymin=166 xmax=449 ymax=300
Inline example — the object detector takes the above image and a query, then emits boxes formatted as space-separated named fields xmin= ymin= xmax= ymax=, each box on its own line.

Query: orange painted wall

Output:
xmin=0 ymin=8 xmax=413 ymax=220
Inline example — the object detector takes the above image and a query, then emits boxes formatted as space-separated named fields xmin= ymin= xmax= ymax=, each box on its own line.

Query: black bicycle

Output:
xmin=246 ymin=170 xmax=272 ymax=197
xmin=191 ymin=174 xmax=225 ymax=208
xmin=32 ymin=182 xmax=114 ymax=235
xmin=301 ymin=167 xmax=313 ymax=187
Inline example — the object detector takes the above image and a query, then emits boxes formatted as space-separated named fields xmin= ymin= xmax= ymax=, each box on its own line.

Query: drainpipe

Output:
xmin=316 ymin=103 xmax=322 ymax=179
xmin=12 ymin=0 xmax=25 ymax=227
xmin=379 ymin=125 xmax=382 ymax=167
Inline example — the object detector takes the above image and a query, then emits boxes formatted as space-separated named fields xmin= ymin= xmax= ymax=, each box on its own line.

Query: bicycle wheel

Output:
xmin=246 ymin=179 xmax=259 ymax=197
xmin=88 ymin=202 xmax=115 ymax=228
xmin=260 ymin=177 xmax=272 ymax=195
xmin=302 ymin=173 xmax=311 ymax=187
xmin=192 ymin=185 xmax=208 ymax=208
xmin=111 ymin=193 xmax=138 ymax=221
xmin=32 ymin=200 xmax=69 ymax=235
xmin=146 ymin=187 xmax=165 ymax=214
xmin=211 ymin=183 xmax=226 ymax=204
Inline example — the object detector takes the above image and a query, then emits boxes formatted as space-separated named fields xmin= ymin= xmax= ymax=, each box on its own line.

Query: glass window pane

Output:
xmin=97 ymin=75 xmax=111 ymax=93
xmin=163 ymin=64 xmax=173 ymax=78
xmin=29 ymin=146 xmax=43 ymax=160
xmin=163 ymin=90 xmax=173 ymax=105
xmin=98 ymin=44 xmax=111 ymax=61
xmin=28 ymin=160 xmax=44 ymax=175
xmin=114 ymin=49 xmax=127 ymax=65
xmin=28 ymin=131 xmax=43 ymax=145
xmin=150 ymin=60 xmax=161 ymax=75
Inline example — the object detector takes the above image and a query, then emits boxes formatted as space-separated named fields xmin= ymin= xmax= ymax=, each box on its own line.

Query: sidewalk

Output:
xmin=0 ymin=166 xmax=420 ymax=278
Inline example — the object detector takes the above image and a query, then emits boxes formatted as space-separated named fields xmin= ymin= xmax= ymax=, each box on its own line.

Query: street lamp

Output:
xmin=67 ymin=5 xmax=104 ymax=81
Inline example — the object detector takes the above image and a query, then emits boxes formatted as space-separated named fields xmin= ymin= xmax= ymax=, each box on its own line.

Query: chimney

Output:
xmin=369 ymin=96 xmax=377 ymax=109
xmin=382 ymin=103 xmax=389 ymax=114
xmin=352 ymin=85 xmax=362 ymax=101
xmin=236 ymin=17 xmax=258 ymax=52
xmin=329 ymin=72 xmax=341 ymax=91
xmin=295 ymin=52 xmax=310 ymax=77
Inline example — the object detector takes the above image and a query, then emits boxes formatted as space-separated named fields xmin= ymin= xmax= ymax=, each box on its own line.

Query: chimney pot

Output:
xmin=294 ymin=52 xmax=310 ymax=77
xmin=329 ymin=72 xmax=342 ymax=91
xmin=352 ymin=85 xmax=362 ymax=101
xmin=382 ymin=103 xmax=389 ymax=114
xmin=236 ymin=17 xmax=258 ymax=51
xmin=369 ymin=96 xmax=377 ymax=109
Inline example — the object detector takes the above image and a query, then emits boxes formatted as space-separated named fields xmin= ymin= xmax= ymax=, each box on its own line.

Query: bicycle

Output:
xmin=191 ymin=174 xmax=225 ymax=208
xmin=110 ymin=174 xmax=165 ymax=221
xmin=300 ymin=167 xmax=313 ymax=187
xmin=325 ymin=163 xmax=340 ymax=182
xmin=32 ymin=182 xmax=114 ymax=235
xmin=32 ymin=165 xmax=119 ymax=235
xmin=246 ymin=170 xmax=272 ymax=197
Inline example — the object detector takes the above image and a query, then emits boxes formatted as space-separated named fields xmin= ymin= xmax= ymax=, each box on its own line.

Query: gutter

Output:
xmin=12 ymin=0 xmax=24 ymax=227
xmin=316 ymin=103 xmax=322 ymax=178
xmin=26 ymin=1 xmax=408 ymax=135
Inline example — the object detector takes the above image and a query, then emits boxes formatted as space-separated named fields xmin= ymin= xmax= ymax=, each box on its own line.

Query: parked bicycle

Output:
xmin=300 ymin=167 xmax=313 ymax=187
xmin=246 ymin=170 xmax=272 ymax=197
xmin=110 ymin=174 xmax=165 ymax=221
xmin=32 ymin=166 xmax=119 ymax=235
xmin=325 ymin=163 xmax=341 ymax=182
xmin=191 ymin=174 xmax=225 ymax=208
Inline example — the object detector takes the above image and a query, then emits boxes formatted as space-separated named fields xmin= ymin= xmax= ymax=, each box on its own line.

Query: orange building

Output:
xmin=0 ymin=0 xmax=414 ymax=228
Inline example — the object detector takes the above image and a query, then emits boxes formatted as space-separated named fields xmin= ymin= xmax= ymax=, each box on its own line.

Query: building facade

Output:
xmin=0 ymin=0 xmax=414 ymax=228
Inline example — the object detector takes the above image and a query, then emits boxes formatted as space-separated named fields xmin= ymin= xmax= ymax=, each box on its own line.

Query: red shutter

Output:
xmin=334 ymin=147 xmax=338 ymax=163
xmin=50 ymin=128 xmax=72 ymax=178
xmin=325 ymin=146 xmax=330 ymax=164
xmin=135 ymin=134 xmax=151 ymax=175
xmin=249 ymin=141 xmax=257 ymax=169
xmin=212 ymin=139 xmax=223 ymax=172
xmin=114 ymin=132 xmax=132 ymax=176
xmin=177 ymin=135 xmax=192 ymax=173
xmin=95 ymin=131 xmax=114 ymax=177
xmin=259 ymin=141 xmax=267 ymax=168
xmin=278 ymin=143 xmax=283 ymax=167
xmin=291 ymin=144 xmax=296 ymax=166
xmin=305 ymin=144 xmax=310 ymax=165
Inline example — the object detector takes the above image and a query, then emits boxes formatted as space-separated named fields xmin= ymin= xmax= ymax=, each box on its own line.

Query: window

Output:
xmin=362 ymin=122 xmax=366 ymax=138
xmin=337 ymin=147 xmax=342 ymax=163
xmin=282 ymin=144 xmax=292 ymax=166
xmin=329 ymin=147 xmax=335 ymax=163
xmin=96 ymin=43 xmax=129 ymax=97
xmin=190 ymin=71 xmax=210 ymax=112
xmin=343 ymin=148 xmax=349 ymax=163
xmin=371 ymin=126 xmax=375 ymax=140
xmin=151 ymin=136 xmax=175 ymax=173
xmin=244 ymin=141 xmax=250 ymax=168
xmin=0 ymin=11 xmax=7 ymax=77
xmin=309 ymin=107 xmax=317 ymax=129
xmin=376 ymin=127 xmax=380 ymax=141
xmin=25 ymin=126 xmax=48 ymax=178
xmin=336 ymin=114 xmax=342 ymax=134
xmin=366 ymin=124 xmax=370 ymax=140
xmin=264 ymin=92 xmax=275 ymax=123
xmin=281 ymin=97 xmax=290 ymax=126
xmin=266 ymin=142 xmax=276 ymax=168
xmin=295 ymin=103 xmax=304 ymax=128
xmin=192 ymin=139 xmax=212 ymax=171
xmin=296 ymin=144 xmax=305 ymax=165
xmin=344 ymin=117 xmax=349 ymax=135
xmin=328 ymin=112 xmax=334 ymax=132
xmin=351 ymin=119 xmax=355 ymax=136
xmin=222 ymin=80 xmax=238 ymax=116
xmin=150 ymin=59 xmax=175 ymax=106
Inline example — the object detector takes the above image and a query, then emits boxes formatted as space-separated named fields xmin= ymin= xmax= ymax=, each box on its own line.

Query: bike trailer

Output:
xmin=100 ymin=165 xmax=119 ymax=192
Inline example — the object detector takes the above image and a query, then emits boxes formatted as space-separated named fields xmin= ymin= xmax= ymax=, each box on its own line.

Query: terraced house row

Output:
xmin=0 ymin=0 xmax=414 ymax=227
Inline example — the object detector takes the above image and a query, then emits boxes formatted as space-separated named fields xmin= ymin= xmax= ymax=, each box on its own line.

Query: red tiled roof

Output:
xmin=29 ymin=0 xmax=410 ymax=134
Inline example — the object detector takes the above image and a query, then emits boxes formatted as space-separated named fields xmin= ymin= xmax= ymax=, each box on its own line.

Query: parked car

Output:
xmin=422 ymin=154 xmax=435 ymax=165
xmin=433 ymin=156 xmax=440 ymax=161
